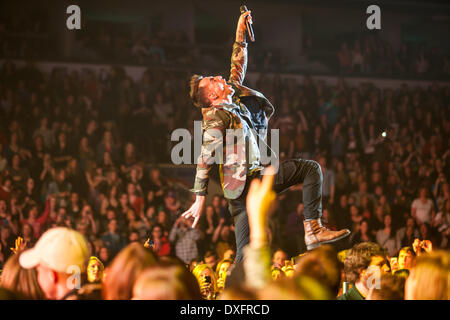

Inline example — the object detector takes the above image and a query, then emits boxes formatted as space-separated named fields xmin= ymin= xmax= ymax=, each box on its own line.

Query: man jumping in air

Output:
xmin=182 ymin=10 xmax=350 ymax=262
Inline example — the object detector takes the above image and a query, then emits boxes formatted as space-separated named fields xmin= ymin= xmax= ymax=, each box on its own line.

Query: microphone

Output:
xmin=240 ymin=5 xmax=255 ymax=42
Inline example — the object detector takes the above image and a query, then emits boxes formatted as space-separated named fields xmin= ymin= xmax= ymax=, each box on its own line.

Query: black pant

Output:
xmin=228 ymin=159 xmax=323 ymax=263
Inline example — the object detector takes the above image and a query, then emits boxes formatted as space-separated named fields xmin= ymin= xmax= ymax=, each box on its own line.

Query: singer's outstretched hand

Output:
xmin=236 ymin=10 xmax=252 ymax=42
xmin=181 ymin=194 xmax=205 ymax=228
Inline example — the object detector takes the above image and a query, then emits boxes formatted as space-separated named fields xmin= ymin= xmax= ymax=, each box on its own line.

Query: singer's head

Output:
xmin=189 ymin=74 xmax=234 ymax=108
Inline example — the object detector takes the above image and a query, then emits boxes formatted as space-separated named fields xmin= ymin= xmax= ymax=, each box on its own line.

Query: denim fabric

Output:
xmin=229 ymin=159 xmax=323 ymax=263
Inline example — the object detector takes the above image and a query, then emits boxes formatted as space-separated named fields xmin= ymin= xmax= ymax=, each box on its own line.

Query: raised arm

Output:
xmin=229 ymin=11 xmax=252 ymax=85
xmin=243 ymin=166 xmax=276 ymax=290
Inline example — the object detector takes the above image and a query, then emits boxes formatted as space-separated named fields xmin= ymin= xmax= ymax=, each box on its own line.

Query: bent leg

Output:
xmin=273 ymin=159 xmax=323 ymax=220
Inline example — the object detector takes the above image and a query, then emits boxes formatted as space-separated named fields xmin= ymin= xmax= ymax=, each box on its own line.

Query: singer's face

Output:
xmin=199 ymin=76 xmax=234 ymax=103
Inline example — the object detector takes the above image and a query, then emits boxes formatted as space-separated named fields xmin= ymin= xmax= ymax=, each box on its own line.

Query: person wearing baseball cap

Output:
xmin=19 ymin=227 xmax=89 ymax=300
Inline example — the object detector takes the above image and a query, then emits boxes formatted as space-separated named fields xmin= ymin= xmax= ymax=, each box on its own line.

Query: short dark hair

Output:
xmin=344 ymin=242 xmax=386 ymax=283
xmin=204 ymin=250 xmax=217 ymax=259
xmin=189 ymin=74 xmax=210 ymax=108
xmin=369 ymin=274 xmax=405 ymax=300
xmin=295 ymin=245 xmax=342 ymax=295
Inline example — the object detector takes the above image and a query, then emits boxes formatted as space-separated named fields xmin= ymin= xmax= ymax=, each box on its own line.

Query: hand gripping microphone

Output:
xmin=240 ymin=5 xmax=255 ymax=42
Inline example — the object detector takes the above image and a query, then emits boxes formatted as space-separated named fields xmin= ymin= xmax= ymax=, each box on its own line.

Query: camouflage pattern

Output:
xmin=191 ymin=41 xmax=275 ymax=200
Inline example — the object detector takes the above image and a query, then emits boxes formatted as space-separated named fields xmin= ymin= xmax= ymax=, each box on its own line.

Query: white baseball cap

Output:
xmin=19 ymin=227 xmax=89 ymax=273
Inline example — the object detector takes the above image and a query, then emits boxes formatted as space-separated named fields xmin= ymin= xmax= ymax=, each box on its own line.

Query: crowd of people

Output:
xmin=0 ymin=171 xmax=448 ymax=300
xmin=337 ymin=34 xmax=450 ymax=78
xmin=0 ymin=38 xmax=449 ymax=299
xmin=2 ymin=7 xmax=450 ymax=80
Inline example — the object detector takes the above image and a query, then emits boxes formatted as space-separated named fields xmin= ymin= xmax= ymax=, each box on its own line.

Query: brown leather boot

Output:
xmin=304 ymin=219 xmax=351 ymax=250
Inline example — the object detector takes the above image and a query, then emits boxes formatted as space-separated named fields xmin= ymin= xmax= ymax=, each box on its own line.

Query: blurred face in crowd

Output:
xmin=370 ymin=255 xmax=390 ymax=274
xmin=272 ymin=250 xmax=288 ymax=268
xmin=151 ymin=168 xmax=160 ymax=181
xmin=125 ymin=143 xmax=134 ymax=156
xmin=120 ymin=194 xmax=128 ymax=206
xmin=71 ymin=193 xmax=79 ymax=204
xmin=223 ymin=249 xmax=235 ymax=261
xmin=212 ymin=196 xmax=220 ymax=208
xmin=360 ymin=182 xmax=368 ymax=193
xmin=374 ymin=185 xmax=383 ymax=197
xmin=127 ymin=210 xmax=136 ymax=221
xmin=147 ymin=190 xmax=155 ymax=202
xmin=204 ymin=255 xmax=217 ymax=270
xmin=129 ymin=232 xmax=139 ymax=242
xmin=77 ymin=223 xmax=87 ymax=235
xmin=419 ymin=188 xmax=427 ymax=199
xmin=108 ymin=219 xmax=118 ymax=233
xmin=80 ymin=137 xmax=88 ymax=149
xmin=360 ymin=255 xmax=390 ymax=288
xmin=157 ymin=211 xmax=167 ymax=225
xmin=1 ymin=227 xmax=10 ymax=240
xmin=360 ymin=220 xmax=369 ymax=235
xmin=406 ymin=217 xmax=415 ymax=229
xmin=12 ymin=154 xmax=20 ymax=168
xmin=27 ymin=178 xmax=34 ymax=190
xmin=152 ymin=226 xmax=163 ymax=240
xmin=58 ymin=170 xmax=66 ymax=182
xmin=130 ymin=168 xmax=138 ymax=181
xmin=0 ymin=200 xmax=6 ymax=213
xmin=127 ymin=183 xmax=135 ymax=195
xmin=29 ymin=206 xmax=38 ymax=219
xmin=40 ymin=117 xmax=48 ymax=128
xmin=82 ymin=205 xmax=92 ymax=218
xmin=419 ymin=224 xmax=428 ymax=238
xmin=146 ymin=206 xmax=155 ymax=220
xmin=220 ymin=226 xmax=230 ymax=241
xmin=58 ymin=132 xmax=66 ymax=145
xmin=384 ymin=214 xmax=392 ymax=228
xmin=398 ymin=249 xmax=413 ymax=270
xmin=376 ymin=206 xmax=384 ymax=221
xmin=106 ymin=210 xmax=116 ymax=220
xmin=99 ymin=247 xmax=109 ymax=262
xmin=87 ymin=258 xmax=104 ymax=283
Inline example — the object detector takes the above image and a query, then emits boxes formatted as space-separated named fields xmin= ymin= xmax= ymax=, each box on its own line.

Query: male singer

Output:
xmin=183 ymin=10 xmax=350 ymax=262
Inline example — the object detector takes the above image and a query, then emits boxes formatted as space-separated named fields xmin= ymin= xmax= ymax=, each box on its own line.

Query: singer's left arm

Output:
xmin=229 ymin=11 xmax=251 ymax=85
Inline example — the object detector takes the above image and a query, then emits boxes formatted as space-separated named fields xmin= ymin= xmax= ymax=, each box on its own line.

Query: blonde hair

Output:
xmin=215 ymin=259 xmax=233 ymax=277
xmin=89 ymin=256 xmax=104 ymax=270
xmin=133 ymin=265 xmax=201 ymax=300
xmin=192 ymin=264 xmax=217 ymax=292
xmin=102 ymin=243 xmax=157 ymax=300
xmin=407 ymin=250 xmax=449 ymax=300
xmin=1 ymin=254 xmax=46 ymax=299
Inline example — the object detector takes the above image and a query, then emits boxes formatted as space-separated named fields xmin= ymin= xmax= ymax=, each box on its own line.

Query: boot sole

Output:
xmin=306 ymin=230 xmax=351 ymax=251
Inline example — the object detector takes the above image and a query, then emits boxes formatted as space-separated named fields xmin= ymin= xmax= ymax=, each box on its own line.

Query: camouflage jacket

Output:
xmin=191 ymin=41 xmax=275 ymax=200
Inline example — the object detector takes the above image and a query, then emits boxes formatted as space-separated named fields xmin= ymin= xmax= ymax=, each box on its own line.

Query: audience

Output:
xmin=0 ymin=9 xmax=449 ymax=299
